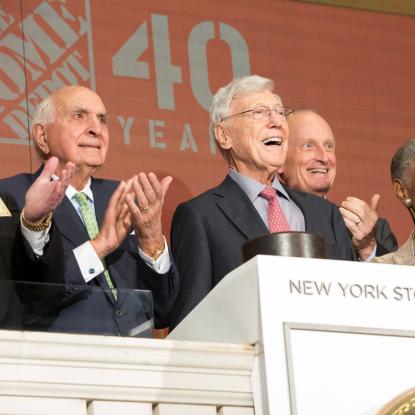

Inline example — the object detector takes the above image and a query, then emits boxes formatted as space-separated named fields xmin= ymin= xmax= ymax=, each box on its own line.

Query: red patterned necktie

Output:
xmin=259 ymin=186 xmax=290 ymax=232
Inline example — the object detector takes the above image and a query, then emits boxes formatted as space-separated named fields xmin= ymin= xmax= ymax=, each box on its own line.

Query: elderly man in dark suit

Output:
xmin=0 ymin=85 xmax=178 ymax=335
xmin=280 ymin=108 xmax=397 ymax=257
xmin=169 ymin=75 xmax=357 ymax=328
xmin=0 ymin=157 xmax=74 ymax=328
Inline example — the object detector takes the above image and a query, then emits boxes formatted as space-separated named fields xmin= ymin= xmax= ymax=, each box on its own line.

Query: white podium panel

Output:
xmin=169 ymin=255 xmax=415 ymax=414
xmin=286 ymin=325 xmax=415 ymax=414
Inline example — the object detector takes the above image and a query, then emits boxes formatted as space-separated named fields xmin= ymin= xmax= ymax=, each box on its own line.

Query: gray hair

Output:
xmin=391 ymin=139 xmax=415 ymax=186
xmin=31 ymin=95 xmax=56 ymax=161
xmin=209 ymin=74 xmax=275 ymax=135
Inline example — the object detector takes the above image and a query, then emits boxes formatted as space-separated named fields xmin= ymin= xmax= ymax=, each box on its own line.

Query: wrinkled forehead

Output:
xmin=289 ymin=112 xmax=335 ymax=144
xmin=230 ymin=90 xmax=282 ymax=111
xmin=53 ymin=86 xmax=106 ymax=115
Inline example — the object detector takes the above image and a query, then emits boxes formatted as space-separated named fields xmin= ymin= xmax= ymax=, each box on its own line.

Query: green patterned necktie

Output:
xmin=73 ymin=192 xmax=117 ymax=300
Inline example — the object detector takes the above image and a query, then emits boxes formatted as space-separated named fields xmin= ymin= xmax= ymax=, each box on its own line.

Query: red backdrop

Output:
xmin=1 ymin=0 xmax=415 ymax=242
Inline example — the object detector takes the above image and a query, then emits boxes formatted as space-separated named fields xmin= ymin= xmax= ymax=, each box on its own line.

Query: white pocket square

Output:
xmin=0 ymin=198 xmax=11 ymax=217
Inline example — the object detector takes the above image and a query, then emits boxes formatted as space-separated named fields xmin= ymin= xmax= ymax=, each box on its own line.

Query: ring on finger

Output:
xmin=355 ymin=218 xmax=361 ymax=225
xmin=139 ymin=205 xmax=149 ymax=213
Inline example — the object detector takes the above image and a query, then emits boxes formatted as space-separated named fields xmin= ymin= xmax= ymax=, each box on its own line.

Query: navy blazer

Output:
xmin=373 ymin=218 xmax=398 ymax=256
xmin=0 ymin=192 xmax=64 ymax=330
xmin=169 ymin=175 xmax=356 ymax=328
xmin=0 ymin=169 xmax=179 ymax=335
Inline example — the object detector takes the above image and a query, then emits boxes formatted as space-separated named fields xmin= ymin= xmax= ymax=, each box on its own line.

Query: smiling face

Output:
xmin=34 ymin=86 xmax=109 ymax=187
xmin=282 ymin=110 xmax=336 ymax=197
xmin=215 ymin=90 xmax=289 ymax=184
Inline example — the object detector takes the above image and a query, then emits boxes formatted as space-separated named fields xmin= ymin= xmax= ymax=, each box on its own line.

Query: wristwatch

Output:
xmin=21 ymin=208 xmax=52 ymax=232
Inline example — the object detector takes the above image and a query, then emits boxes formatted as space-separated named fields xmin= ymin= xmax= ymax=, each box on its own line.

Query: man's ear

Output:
xmin=393 ymin=179 xmax=409 ymax=204
xmin=32 ymin=124 xmax=50 ymax=155
xmin=214 ymin=124 xmax=232 ymax=150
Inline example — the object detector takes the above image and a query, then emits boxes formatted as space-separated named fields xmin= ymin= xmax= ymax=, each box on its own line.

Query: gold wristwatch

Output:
xmin=21 ymin=208 xmax=52 ymax=232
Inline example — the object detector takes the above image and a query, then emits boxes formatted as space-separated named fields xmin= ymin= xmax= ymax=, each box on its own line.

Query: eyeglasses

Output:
xmin=221 ymin=105 xmax=292 ymax=123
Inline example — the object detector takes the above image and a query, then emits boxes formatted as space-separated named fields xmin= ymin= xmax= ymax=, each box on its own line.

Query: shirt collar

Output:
xmin=228 ymin=169 xmax=290 ymax=202
xmin=65 ymin=177 xmax=93 ymax=202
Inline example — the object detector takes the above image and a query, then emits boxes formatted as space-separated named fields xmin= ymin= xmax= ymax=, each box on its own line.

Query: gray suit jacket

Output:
xmin=169 ymin=175 xmax=356 ymax=328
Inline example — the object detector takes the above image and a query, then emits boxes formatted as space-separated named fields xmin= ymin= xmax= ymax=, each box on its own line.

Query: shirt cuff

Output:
xmin=20 ymin=222 xmax=51 ymax=257
xmin=73 ymin=241 xmax=105 ymax=283
xmin=360 ymin=244 xmax=377 ymax=262
xmin=138 ymin=237 xmax=171 ymax=274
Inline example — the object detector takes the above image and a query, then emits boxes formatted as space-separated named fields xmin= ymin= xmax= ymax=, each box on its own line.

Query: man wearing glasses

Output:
xmin=169 ymin=75 xmax=356 ymax=328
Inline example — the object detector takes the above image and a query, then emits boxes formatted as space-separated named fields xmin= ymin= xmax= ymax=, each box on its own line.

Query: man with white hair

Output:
xmin=169 ymin=75 xmax=356 ymax=328
xmin=0 ymin=85 xmax=179 ymax=335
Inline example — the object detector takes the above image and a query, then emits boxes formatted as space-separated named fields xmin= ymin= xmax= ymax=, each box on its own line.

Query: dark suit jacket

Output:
xmin=0 ymin=192 xmax=64 ymax=329
xmin=374 ymin=218 xmax=398 ymax=256
xmin=0 ymin=170 xmax=179 ymax=335
xmin=169 ymin=175 xmax=356 ymax=328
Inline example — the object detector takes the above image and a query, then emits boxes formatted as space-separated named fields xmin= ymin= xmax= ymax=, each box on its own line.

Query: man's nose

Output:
xmin=315 ymin=145 xmax=329 ymax=162
xmin=87 ymin=115 xmax=102 ymax=136
xmin=267 ymin=109 xmax=285 ymax=127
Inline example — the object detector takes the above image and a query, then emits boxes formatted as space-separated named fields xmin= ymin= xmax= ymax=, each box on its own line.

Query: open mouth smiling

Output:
xmin=308 ymin=167 xmax=329 ymax=174
xmin=261 ymin=136 xmax=283 ymax=146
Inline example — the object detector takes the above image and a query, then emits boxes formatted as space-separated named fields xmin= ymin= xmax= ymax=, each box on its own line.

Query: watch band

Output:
xmin=21 ymin=208 xmax=52 ymax=232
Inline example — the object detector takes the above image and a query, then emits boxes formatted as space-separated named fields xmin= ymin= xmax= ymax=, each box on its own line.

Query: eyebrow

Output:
xmin=70 ymin=107 xmax=88 ymax=114
xmin=70 ymin=108 xmax=108 ymax=117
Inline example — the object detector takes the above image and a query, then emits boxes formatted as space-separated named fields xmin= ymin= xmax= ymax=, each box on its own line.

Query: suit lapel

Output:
xmin=89 ymin=179 xmax=120 ymax=304
xmin=54 ymin=194 xmax=89 ymax=246
xmin=54 ymin=178 xmax=116 ymax=304
xmin=91 ymin=178 xmax=107 ymax=229
xmin=213 ymin=176 xmax=269 ymax=240
xmin=284 ymin=185 xmax=320 ymax=234
xmin=90 ymin=179 xmax=122 ymax=305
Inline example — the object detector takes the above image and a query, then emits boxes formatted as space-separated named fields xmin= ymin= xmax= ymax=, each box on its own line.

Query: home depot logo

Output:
xmin=0 ymin=0 xmax=94 ymax=144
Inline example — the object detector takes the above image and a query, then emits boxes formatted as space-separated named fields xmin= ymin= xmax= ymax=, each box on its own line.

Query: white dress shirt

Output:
xmin=21 ymin=179 xmax=171 ymax=274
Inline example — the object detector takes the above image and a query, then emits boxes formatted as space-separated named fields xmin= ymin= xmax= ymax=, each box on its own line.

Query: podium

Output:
xmin=169 ymin=255 xmax=415 ymax=414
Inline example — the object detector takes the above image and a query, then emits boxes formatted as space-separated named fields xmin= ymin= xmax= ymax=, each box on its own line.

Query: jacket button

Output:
xmin=115 ymin=310 xmax=123 ymax=317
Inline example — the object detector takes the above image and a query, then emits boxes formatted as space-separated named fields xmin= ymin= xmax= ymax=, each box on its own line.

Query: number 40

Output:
xmin=112 ymin=14 xmax=251 ymax=111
